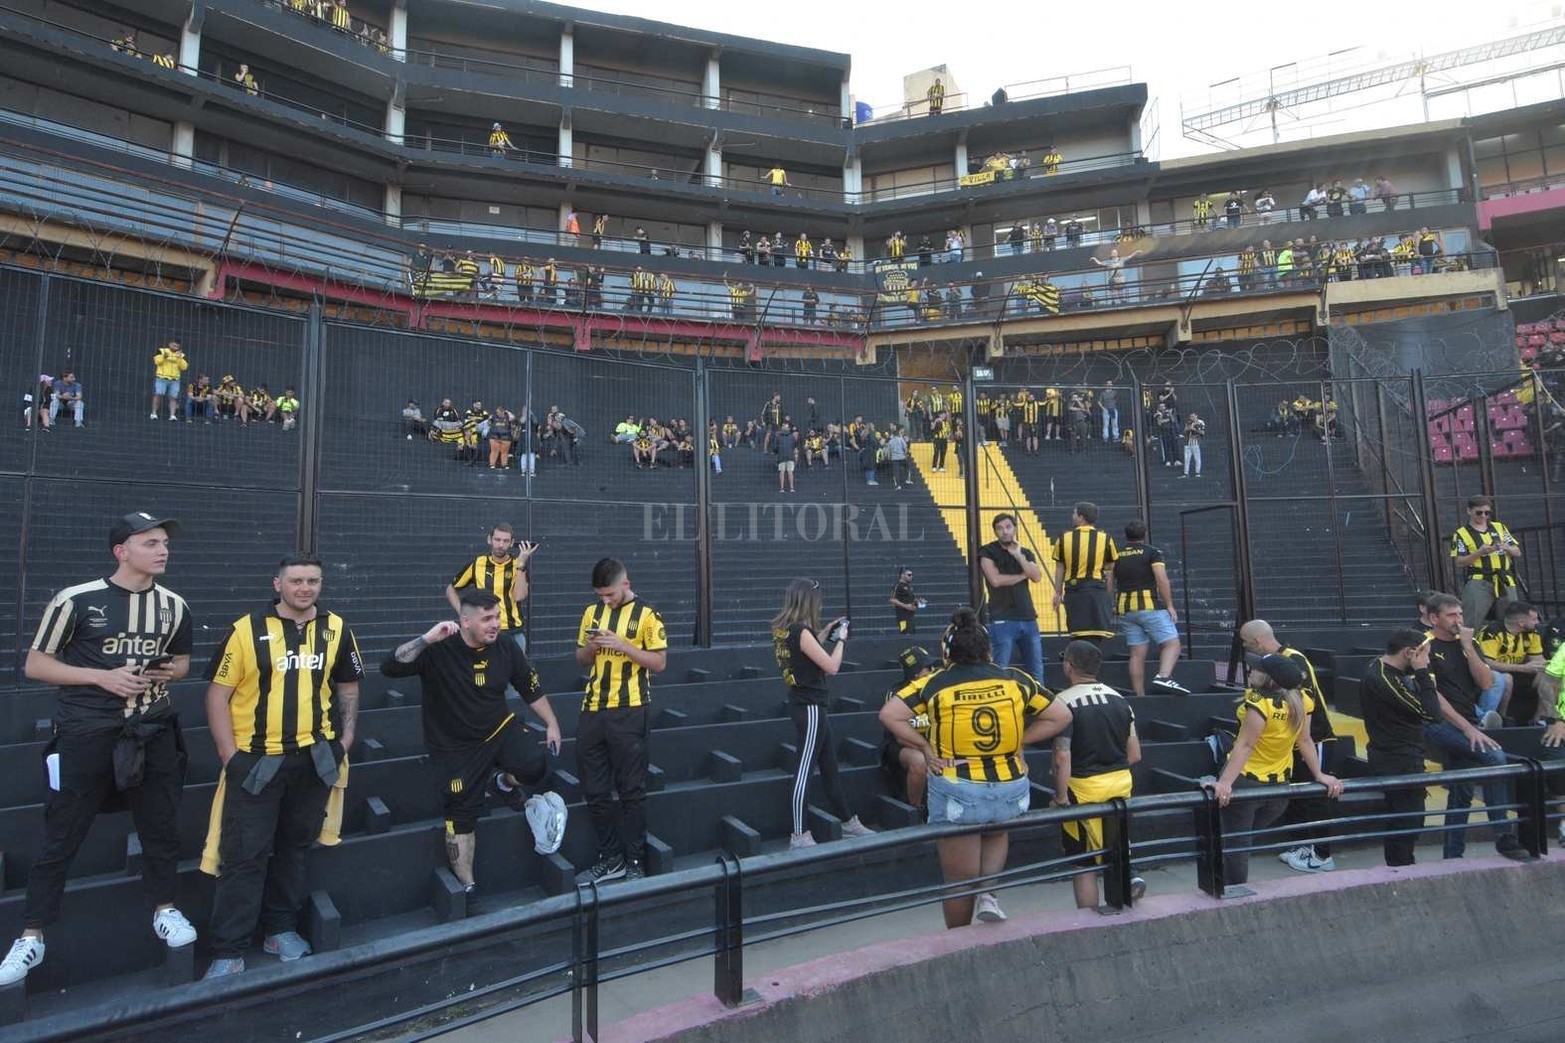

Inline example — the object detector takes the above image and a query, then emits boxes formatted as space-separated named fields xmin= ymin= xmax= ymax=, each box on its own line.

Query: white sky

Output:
xmin=573 ymin=0 xmax=1564 ymax=156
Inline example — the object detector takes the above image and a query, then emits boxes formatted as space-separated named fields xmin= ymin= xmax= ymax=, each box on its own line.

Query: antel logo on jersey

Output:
xmin=103 ymin=634 xmax=163 ymax=657
xmin=275 ymin=651 xmax=327 ymax=672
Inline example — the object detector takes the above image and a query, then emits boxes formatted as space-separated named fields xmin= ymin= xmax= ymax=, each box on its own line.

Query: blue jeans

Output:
xmin=1101 ymin=407 xmax=1119 ymax=441
xmin=987 ymin=619 xmax=1043 ymax=682
xmin=1477 ymin=673 xmax=1508 ymax=718
xmin=1423 ymin=721 xmax=1509 ymax=858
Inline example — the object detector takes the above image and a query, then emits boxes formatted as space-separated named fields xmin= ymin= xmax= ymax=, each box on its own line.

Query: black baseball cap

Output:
xmin=109 ymin=512 xmax=181 ymax=547
xmin=1245 ymin=651 xmax=1305 ymax=690
xmin=899 ymin=645 xmax=943 ymax=682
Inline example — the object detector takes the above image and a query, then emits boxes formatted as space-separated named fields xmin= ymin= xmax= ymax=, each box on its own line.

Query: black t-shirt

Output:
xmin=774 ymin=431 xmax=798 ymax=458
xmin=1429 ymin=636 xmax=1481 ymax=723
xmin=775 ymin=623 xmax=827 ymax=704
xmin=1058 ymin=682 xmax=1136 ymax=776
xmin=31 ymin=577 xmax=194 ymax=734
xmin=892 ymin=580 xmax=916 ymax=621
xmin=381 ymin=635 xmax=542 ymax=751
xmin=1112 ymin=542 xmax=1164 ymax=613
xmin=980 ymin=540 xmax=1037 ymax=621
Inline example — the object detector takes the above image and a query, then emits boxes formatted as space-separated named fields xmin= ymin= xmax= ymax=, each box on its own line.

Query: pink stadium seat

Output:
xmin=1552 ymin=331 xmax=1565 ymax=344
xmin=1458 ymin=444 xmax=1480 ymax=461
xmin=1528 ymin=335 xmax=1548 ymax=347
xmin=1433 ymin=443 xmax=1454 ymax=463
xmin=1495 ymin=391 xmax=1518 ymax=405
xmin=1522 ymin=345 xmax=1539 ymax=361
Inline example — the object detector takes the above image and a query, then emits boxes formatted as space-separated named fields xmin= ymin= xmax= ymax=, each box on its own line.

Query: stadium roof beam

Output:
xmin=1182 ymin=24 xmax=1565 ymax=136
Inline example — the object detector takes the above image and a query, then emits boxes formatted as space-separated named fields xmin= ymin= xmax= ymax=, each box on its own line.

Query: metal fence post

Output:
xmin=712 ymin=852 xmax=744 ymax=1007
xmin=1194 ymin=786 xmax=1226 ymax=898
xmin=571 ymin=883 xmax=600 ymax=1043
xmin=1513 ymin=755 xmax=1550 ymax=859
xmin=1100 ymin=798 xmax=1134 ymax=910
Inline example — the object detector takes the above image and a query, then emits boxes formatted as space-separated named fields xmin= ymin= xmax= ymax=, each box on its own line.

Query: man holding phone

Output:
xmin=574 ymin=558 xmax=667 ymax=884
xmin=0 ymin=513 xmax=196 ymax=987
xmin=383 ymin=591 xmax=565 ymax=910
xmin=447 ymin=523 xmax=535 ymax=653
xmin=1450 ymin=495 xmax=1521 ymax=625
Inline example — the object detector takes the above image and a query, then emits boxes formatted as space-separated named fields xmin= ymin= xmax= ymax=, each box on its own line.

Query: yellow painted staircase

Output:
xmin=910 ymin=442 xmax=1067 ymax=633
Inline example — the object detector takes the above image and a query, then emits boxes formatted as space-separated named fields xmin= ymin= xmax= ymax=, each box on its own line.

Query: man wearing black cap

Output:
xmin=889 ymin=567 xmax=921 ymax=634
xmin=0 ymin=513 xmax=197 ymax=987
xmin=880 ymin=646 xmax=942 ymax=814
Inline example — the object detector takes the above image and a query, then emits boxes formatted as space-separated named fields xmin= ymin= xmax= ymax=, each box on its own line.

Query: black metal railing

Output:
xmin=27 ymin=757 xmax=1560 ymax=1043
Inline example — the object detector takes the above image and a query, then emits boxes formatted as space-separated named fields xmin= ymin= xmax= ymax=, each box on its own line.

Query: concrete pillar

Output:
xmin=1445 ymin=147 xmax=1464 ymax=193
xmin=389 ymin=0 xmax=408 ymax=61
xmin=707 ymin=220 xmax=723 ymax=256
xmin=559 ymin=27 xmax=574 ymax=88
xmin=1135 ymin=199 xmax=1151 ymax=226
xmin=847 ymin=234 xmax=865 ymax=263
xmin=559 ymin=114 xmax=573 ymax=168
xmin=704 ymin=147 xmax=722 ymax=188
xmin=178 ymin=15 xmax=200 ymax=76
xmin=954 ymin=140 xmax=968 ymax=178
xmin=704 ymin=54 xmax=720 ymax=109
xmin=840 ymin=76 xmax=852 ymax=125
xmin=172 ymin=120 xmax=193 ymax=169
xmin=385 ymin=99 xmax=405 ymax=146
xmin=384 ymin=184 xmax=402 ymax=226
xmin=843 ymin=157 xmax=862 ymax=203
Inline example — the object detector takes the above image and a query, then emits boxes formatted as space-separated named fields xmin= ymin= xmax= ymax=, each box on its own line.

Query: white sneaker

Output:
xmin=1277 ymin=845 xmax=1307 ymax=865
xmin=974 ymin=892 xmax=1006 ymax=922
xmin=152 ymin=907 xmax=198 ymax=947
xmin=1280 ymin=847 xmax=1335 ymax=873
xmin=789 ymin=831 xmax=817 ymax=849
xmin=525 ymin=792 xmax=567 ymax=855
xmin=1480 ymin=710 xmax=1503 ymax=729
xmin=0 ymin=937 xmax=44 ymax=986
xmin=841 ymin=815 xmax=876 ymax=838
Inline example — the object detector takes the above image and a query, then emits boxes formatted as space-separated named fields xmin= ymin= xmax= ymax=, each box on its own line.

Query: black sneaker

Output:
xmin=575 ymin=855 xmax=626 ymax=885
xmin=490 ymin=771 xmax=526 ymax=813
xmin=1495 ymin=834 xmax=1534 ymax=862
xmin=462 ymin=883 xmax=484 ymax=913
xmin=624 ymin=859 xmax=646 ymax=881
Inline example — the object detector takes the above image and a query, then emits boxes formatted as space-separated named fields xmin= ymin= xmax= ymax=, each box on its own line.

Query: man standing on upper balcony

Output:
xmin=1451 ymin=495 xmax=1521 ymax=625
xmin=766 ymin=165 xmax=789 ymax=196
xmin=927 ymin=78 xmax=945 ymax=115
xmin=487 ymin=122 xmax=514 ymax=159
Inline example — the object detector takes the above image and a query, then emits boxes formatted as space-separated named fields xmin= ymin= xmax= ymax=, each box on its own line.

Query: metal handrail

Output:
xmin=25 ymin=756 xmax=1559 ymax=1043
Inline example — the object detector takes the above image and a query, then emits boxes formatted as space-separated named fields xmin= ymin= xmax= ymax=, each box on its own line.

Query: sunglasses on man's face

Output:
xmin=1472 ymin=509 xmax=1492 ymax=516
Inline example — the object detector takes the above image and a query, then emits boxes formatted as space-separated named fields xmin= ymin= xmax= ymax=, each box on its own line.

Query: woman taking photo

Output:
xmin=773 ymin=580 xmax=876 ymax=849
xmin=1210 ymin=652 xmax=1343 ymax=885
xmin=880 ymin=608 xmax=1072 ymax=927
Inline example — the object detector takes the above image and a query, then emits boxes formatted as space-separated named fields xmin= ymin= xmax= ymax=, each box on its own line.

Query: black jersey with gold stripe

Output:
xmin=578 ymin=599 xmax=668 ymax=712
xmin=900 ymin=662 xmax=1053 ymax=782
xmin=1111 ymin=542 xmax=1165 ymax=613
xmin=1054 ymin=525 xmax=1118 ymax=584
xmin=32 ymin=577 xmax=193 ymax=730
xmin=451 ymin=554 xmax=525 ymax=631
xmin=207 ymin=608 xmax=363 ymax=755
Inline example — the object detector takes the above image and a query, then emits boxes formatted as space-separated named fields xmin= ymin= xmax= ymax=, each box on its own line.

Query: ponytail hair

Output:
xmin=944 ymin=607 xmax=991 ymax=665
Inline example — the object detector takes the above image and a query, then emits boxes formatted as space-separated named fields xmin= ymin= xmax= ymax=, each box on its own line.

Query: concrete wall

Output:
xmin=612 ymin=857 xmax=1565 ymax=1043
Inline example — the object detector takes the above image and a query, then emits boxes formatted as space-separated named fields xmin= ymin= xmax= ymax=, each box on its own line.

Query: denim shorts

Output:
xmin=1118 ymin=608 xmax=1177 ymax=646
xmin=152 ymin=378 xmax=181 ymax=397
xmin=926 ymin=773 xmax=1031 ymax=825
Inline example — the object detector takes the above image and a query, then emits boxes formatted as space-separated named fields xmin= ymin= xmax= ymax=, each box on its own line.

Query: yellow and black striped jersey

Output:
xmin=207 ymin=608 xmax=364 ymax=755
xmin=1111 ymin=542 xmax=1165 ymax=613
xmin=1477 ymin=623 xmax=1543 ymax=665
xmin=899 ymin=662 xmax=1053 ymax=782
xmin=451 ymin=554 xmax=526 ymax=631
xmin=578 ymin=599 xmax=668 ymax=711
xmin=1053 ymin=525 xmax=1118 ymax=583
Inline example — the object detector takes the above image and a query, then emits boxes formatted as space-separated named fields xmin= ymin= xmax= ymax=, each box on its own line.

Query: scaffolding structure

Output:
xmin=1180 ymin=19 xmax=1565 ymax=151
